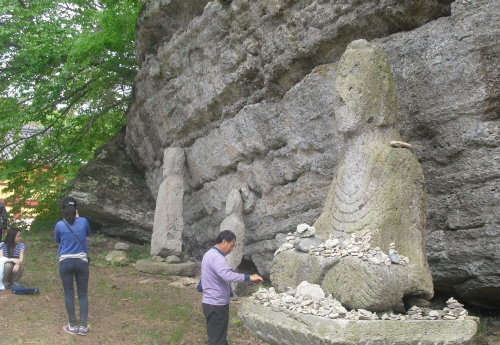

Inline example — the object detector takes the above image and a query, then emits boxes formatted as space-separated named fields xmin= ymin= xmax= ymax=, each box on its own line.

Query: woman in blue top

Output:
xmin=55 ymin=196 xmax=91 ymax=336
xmin=0 ymin=227 xmax=25 ymax=289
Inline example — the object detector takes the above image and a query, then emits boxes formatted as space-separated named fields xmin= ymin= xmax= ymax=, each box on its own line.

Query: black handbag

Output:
xmin=62 ymin=219 xmax=90 ymax=264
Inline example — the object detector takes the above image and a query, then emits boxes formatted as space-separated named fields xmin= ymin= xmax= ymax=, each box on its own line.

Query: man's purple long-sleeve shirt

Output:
xmin=201 ymin=247 xmax=249 ymax=305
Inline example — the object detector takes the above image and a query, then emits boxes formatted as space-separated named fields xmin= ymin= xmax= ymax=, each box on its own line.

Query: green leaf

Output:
xmin=0 ymin=0 xmax=142 ymax=220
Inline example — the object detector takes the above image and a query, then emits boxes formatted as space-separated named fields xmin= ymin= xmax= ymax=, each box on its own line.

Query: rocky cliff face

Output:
xmin=374 ymin=0 xmax=500 ymax=309
xmin=69 ymin=0 xmax=500 ymax=310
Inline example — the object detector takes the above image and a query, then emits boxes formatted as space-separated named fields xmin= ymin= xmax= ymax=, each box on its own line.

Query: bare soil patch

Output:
xmin=0 ymin=233 xmax=265 ymax=345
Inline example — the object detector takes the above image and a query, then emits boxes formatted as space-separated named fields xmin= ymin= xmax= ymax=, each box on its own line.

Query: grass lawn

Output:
xmin=1 ymin=231 xmax=498 ymax=344
xmin=0 ymin=231 xmax=266 ymax=345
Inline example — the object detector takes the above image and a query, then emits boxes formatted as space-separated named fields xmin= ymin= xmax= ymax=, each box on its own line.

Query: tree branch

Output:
xmin=18 ymin=0 xmax=28 ymax=9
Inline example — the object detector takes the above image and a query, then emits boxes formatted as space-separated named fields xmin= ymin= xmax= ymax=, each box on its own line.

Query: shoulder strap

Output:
xmin=62 ymin=219 xmax=87 ymax=253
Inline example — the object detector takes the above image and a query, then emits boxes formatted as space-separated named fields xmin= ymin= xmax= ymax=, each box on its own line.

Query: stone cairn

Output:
xmin=249 ymin=281 xmax=468 ymax=321
xmin=442 ymin=298 xmax=469 ymax=320
xmin=274 ymin=223 xmax=410 ymax=266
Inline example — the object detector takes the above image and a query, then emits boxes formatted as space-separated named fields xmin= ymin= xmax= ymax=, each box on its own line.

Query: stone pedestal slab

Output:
xmin=135 ymin=259 xmax=200 ymax=277
xmin=239 ymin=299 xmax=478 ymax=345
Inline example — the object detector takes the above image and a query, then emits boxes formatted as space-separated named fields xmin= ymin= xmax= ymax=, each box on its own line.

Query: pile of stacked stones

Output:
xmin=442 ymin=298 xmax=469 ymax=320
xmin=380 ymin=298 xmax=468 ymax=321
xmin=250 ymin=282 xmax=468 ymax=321
xmin=274 ymin=224 xmax=410 ymax=266
xmin=380 ymin=306 xmax=435 ymax=321
xmin=250 ymin=282 xmax=378 ymax=320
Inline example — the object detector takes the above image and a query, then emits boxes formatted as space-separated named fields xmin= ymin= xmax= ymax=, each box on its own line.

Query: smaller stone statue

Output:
xmin=220 ymin=189 xmax=245 ymax=299
xmin=151 ymin=147 xmax=185 ymax=257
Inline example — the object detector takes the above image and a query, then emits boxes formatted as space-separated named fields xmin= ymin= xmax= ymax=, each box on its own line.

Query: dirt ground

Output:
xmin=0 ymin=268 xmax=266 ymax=345
xmin=0 ymin=233 xmax=265 ymax=345
xmin=1 ymin=233 xmax=499 ymax=345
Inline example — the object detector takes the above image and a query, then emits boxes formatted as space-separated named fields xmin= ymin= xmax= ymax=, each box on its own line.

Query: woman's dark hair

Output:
xmin=61 ymin=196 xmax=78 ymax=225
xmin=215 ymin=230 xmax=236 ymax=244
xmin=4 ymin=227 xmax=21 ymax=258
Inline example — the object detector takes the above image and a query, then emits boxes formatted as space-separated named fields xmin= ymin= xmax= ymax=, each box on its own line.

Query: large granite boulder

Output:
xmin=375 ymin=0 xmax=500 ymax=310
xmin=127 ymin=0 xmax=454 ymax=248
xmin=65 ymin=0 xmax=500 ymax=309
xmin=64 ymin=129 xmax=155 ymax=242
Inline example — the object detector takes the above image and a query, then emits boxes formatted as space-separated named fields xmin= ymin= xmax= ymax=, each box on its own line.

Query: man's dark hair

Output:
xmin=215 ymin=230 xmax=236 ymax=244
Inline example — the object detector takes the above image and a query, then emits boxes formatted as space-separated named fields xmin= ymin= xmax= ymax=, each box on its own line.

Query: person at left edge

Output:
xmin=55 ymin=196 xmax=91 ymax=336
xmin=0 ymin=201 xmax=8 ymax=234
xmin=0 ymin=227 xmax=25 ymax=289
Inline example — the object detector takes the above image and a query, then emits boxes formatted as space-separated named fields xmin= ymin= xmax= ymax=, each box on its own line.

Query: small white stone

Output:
xmin=296 ymin=224 xmax=311 ymax=233
xmin=324 ymin=239 xmax=339 ymax=248
xmin=390 ymin=140 xmax=412 ymax=149
xmin=428 ymin=310 xmax=440 ymax=318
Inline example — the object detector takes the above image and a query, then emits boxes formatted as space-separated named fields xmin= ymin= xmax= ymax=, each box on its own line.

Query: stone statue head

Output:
xmin=225 ymin=189 xmax=242 ymax=215
xmin=163 ymin=147 xmax=185 ymax=177
xmin=334 ymin=39 xmax=398 ymax=135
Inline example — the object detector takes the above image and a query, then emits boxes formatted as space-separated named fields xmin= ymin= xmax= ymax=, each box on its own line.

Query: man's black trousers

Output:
xmin=203 ymin=303 xmax=230 ymax=345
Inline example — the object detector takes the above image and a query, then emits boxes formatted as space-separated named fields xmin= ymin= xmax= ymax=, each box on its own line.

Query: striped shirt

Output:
xmin=0 ymin=242 xmax=25 ymax=258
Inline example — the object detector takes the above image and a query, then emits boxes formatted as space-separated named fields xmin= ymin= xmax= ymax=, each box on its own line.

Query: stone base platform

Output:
xmin=135 ymin=259 xmax=200 ymax=277
xmin=238 ymin=299 xmax=478 ymax=345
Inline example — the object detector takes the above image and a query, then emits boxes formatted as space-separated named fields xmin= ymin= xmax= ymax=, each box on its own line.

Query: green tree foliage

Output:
xmin=0 ymin=0 xmax=142 ymax=220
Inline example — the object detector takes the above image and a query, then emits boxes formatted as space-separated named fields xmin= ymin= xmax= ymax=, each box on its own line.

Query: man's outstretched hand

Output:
xmin=250 ymin=274 xmax=264 ymax=282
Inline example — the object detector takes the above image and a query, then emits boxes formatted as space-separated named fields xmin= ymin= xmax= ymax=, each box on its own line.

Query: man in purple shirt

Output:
xmin=201 ymin=230 xmax=263 ymax=345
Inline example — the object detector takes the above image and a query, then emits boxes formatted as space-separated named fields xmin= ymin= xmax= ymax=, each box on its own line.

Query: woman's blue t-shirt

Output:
xmin=55 ymin=217 xmax=91 ymax=255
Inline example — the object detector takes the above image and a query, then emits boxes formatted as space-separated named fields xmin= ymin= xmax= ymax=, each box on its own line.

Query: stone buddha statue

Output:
xmin=271 ymin=39 xmax=433 ymax=311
